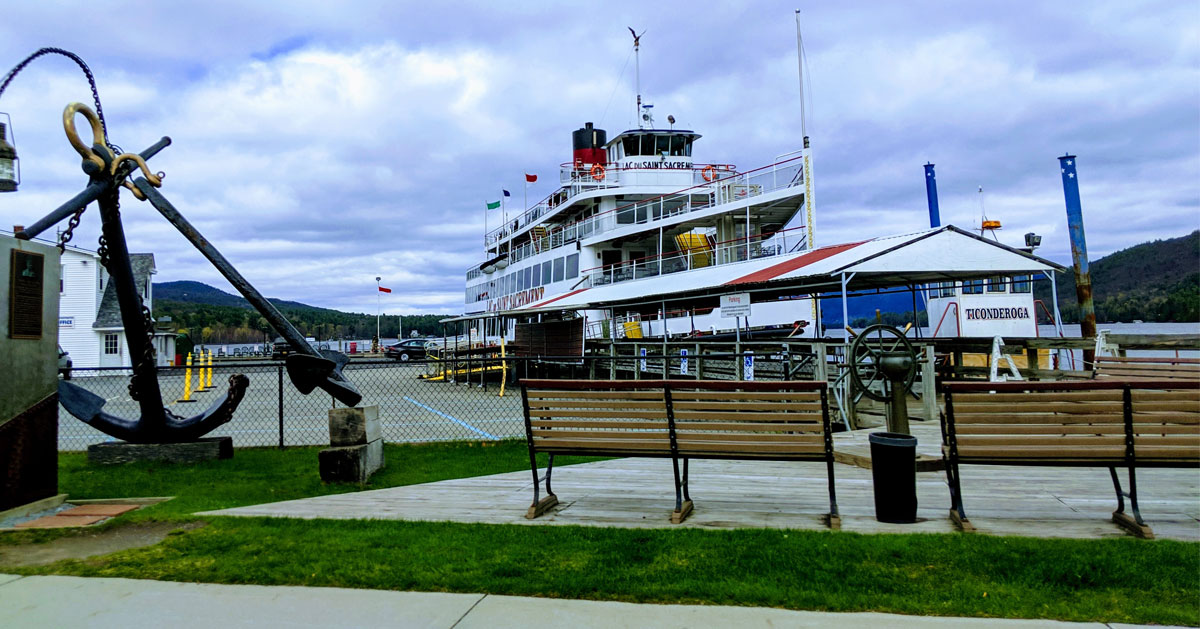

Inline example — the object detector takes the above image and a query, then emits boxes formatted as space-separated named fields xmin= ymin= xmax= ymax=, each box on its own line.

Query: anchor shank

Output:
xmin=96 ymin=185 xmax=168 ymax=434
xmin=132 ymin=178 xmax=318 ymax=359
xmin=16 ymin=137 xmax=172 ymax=241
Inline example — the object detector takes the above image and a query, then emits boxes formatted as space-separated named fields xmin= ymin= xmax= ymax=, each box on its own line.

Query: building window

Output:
xmin=1012 ymin=275 xmax=1031 ymax=294
xmin=60 ymin=264 xmax=65 ymax=293
xmin=104 ymin=333 xmax=120 ymax=355
xmin=962 ymin=279 xmax=984 ymax=295
xmin=987 ymin=276 xmax=1006 ymax=292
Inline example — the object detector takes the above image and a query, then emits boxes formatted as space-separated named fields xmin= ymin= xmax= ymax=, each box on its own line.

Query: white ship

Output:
xmin=464 ymin=35 xmax=817 ymax=344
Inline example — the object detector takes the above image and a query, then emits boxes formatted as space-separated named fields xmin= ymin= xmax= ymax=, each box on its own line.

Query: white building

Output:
xmin=58 ymin=246 xmax=174 ymax=370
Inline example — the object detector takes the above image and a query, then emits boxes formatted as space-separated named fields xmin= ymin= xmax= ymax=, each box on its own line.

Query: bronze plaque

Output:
xmin=9 ymin=249 xmax=44 ymax=339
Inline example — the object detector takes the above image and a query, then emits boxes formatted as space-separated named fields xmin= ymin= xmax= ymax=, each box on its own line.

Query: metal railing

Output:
xmin=476 ymin=155 xmax=804 ymax=265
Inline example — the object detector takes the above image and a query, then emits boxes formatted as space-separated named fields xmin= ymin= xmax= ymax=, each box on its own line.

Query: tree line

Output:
xmin=154 ymin=299 xmax=454 ymax=343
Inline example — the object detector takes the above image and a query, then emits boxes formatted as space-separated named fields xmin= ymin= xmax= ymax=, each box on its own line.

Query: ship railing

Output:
xmin=481 ymin=154 xmax=804 ymax=260
xmin=581 ymin=225 xmax=808 ymax=288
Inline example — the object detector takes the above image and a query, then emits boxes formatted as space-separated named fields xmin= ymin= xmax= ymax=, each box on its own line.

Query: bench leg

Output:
xmin=1109 ymin=466 xmax=1154 ymax=539
xmin=945 ymin=460 xmax=974 ymax=532
xmin=526 ymin=453 xmax=559 ymax=520
xmin=825 ymin=455 xmax=841 ymax=530
xmin=670 ymin=456 xmax=693 ymax=524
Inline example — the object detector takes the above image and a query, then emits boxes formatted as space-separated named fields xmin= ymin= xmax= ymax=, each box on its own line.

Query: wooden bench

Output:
xmin=520 ymin=379 xmax=839 ymax=527
xmin=1094 ymin=356 xmax=1200 ymax=381
xmin=941 ymin=380 xmax=1200 ymax=538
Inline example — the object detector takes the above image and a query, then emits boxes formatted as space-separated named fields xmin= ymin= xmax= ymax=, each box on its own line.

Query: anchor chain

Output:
xmin=57 ymin=207 xmax=84 ymax=252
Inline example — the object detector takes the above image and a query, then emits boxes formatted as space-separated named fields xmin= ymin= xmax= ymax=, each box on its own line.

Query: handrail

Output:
xmin=479 ymin=154 xmax=804 ymax=256
xmin=931 ymin=301 xmax=960 ymax=337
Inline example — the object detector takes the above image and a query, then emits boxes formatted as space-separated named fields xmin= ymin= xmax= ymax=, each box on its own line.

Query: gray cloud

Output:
xmin=1 ymin=1 xmax=1196 ymax=317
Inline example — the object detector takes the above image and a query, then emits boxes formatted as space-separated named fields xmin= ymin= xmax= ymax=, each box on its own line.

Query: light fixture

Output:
xmin=0 ymin=119 xmax=18 ymax=192
xmin=1024 ymin=232 xmax=1042 ymax=249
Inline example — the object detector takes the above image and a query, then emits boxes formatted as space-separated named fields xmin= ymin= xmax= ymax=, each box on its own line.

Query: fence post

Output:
xmin=277 ymin=364 xmax=284 ymax=449
xmin=922 ymin=344 xmax=937 ymax=421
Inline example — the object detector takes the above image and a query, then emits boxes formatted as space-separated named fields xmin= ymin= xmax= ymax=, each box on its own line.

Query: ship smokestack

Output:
xmin=924 ymin=163 xmax=941 ymax=228
xmin=572 ymin=122 xmax=607 ymax=167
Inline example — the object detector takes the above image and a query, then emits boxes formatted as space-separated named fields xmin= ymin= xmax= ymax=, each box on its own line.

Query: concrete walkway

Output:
xmin=0 ymin=574 xmax=1181 ymax=628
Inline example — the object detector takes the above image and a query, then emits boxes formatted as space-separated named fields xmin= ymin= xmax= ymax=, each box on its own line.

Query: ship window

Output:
xmin=940 ymin=282 xmax=955 ymax=298
xmin=655 ymin=135 xmax=670 ymax=156
xmin=553 ymin=257 xmax=565 ymax=283
xmin=566 ymin=253 xmax=579 ymax=279
xmin=623 ymin=136 xmax=640 ymax=157
xmin=669 ymin=136 xmax=686 ymax=156
xmin=531 ymin=264 xmax=542 ymax=288
xmin=987 ymin=276 xmax=1005 ymax=292
xmin=1012 ymin=275 xmax=1031 ymax=294
xmin=542 ymin=261 xmax=552 ymax=285
xmin=962 ymin=279 xmax=984 ymax=295
xmin=517 ymin=269 xmax=526 ymax=292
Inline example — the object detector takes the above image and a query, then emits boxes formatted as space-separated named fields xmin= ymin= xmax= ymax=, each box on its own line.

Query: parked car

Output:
xmin=57 ymin=345 xmax=72 ymax=380
xmin=271 ymin=337 xmax=292 ymax=360
xmin=384 ymin=338 xmax=428 ymax=362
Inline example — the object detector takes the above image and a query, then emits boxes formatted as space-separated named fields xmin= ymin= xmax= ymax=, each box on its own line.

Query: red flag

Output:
xmin=525 ymin=173 xmax=537 ymax=183
xmin=378 ymin=286 xmax=392 ymax=293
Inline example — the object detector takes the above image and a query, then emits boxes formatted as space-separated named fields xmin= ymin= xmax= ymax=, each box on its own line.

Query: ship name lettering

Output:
xmin=964 ymin=307 xmax=1030 ymax=321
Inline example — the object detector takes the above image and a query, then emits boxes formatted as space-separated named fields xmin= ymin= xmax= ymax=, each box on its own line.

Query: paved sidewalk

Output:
xmin=0 ymin=574 xmax=1179 ymax=628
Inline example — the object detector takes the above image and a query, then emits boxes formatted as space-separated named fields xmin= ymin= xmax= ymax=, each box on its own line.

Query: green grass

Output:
xmin=2 ymin=441 xmax=1197 ymax=625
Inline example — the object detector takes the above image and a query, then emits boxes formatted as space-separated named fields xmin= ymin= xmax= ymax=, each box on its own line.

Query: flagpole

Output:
xmin=375 ymin=276 xmax=381 ymax=350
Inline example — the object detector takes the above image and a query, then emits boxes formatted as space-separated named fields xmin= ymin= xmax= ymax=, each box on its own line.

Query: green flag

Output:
xmin=486 ymin=200 xmax=501 ymax=210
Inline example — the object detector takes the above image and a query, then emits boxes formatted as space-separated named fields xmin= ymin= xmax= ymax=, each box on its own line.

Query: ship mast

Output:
xmin=795 ymin=9 xmax=815 ymax=251
xmin=630 ymin=27 xmax=644 ymax=129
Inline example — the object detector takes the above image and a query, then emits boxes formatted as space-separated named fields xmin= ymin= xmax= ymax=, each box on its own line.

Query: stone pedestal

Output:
xmin=319 ymin=406 xmax=384 ymax=483
xmin=87 ymin=436 xmax=234 ymax=465
xmin=0 ymin=236 xmax=61 ymax=512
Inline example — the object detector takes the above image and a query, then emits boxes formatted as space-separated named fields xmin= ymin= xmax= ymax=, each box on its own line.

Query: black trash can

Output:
xmin=868 ymin=431 xmax=918 ymax=523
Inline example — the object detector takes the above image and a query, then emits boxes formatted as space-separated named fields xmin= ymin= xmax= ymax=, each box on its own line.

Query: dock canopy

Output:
xmin=449 ymin=225 xmax=1065 ymax=321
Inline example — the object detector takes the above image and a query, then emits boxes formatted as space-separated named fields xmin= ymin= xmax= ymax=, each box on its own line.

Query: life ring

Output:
xmin=701 ymin=165 xmax=717 ymax=182
xmin=590 ymin=164 xmax=606 ymax=181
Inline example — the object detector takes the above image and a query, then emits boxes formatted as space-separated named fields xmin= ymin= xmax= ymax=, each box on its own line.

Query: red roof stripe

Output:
xmin=533 ymin=288 xmax=589 ymax=308
xmin=724 ymin=241 xmax=867 ymax=285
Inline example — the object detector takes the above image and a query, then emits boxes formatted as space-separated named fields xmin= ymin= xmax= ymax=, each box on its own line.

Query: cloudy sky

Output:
xmin=1 ymin=1 xmax=1196 ymax=316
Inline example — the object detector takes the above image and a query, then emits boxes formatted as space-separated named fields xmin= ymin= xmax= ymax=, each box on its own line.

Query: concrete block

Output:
xmin=318 ymin=439 xmax=384 ymax=483
xmin=327 ymin=406 xmax=380 ymax=446
xmin=87 ymin=436 xmax=233 ymax=465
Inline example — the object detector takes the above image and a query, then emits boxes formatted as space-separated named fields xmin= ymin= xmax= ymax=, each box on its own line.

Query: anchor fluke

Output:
xmin=285 ymin=349 xmax=362 ymax=407
xmin=59 ymin=374 xmax=250 ymax=444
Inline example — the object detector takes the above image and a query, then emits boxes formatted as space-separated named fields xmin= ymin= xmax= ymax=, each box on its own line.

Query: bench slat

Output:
xmin=955 ymin=391 xmax=1124 ymax=404
xmin=669 ymin=391 xmax=821 ymax=402
xmin=1131 ymin=390 xmax=1200 ymax=402
xmin=527 ymin=390 xmax=664 ymax=400
xmin=957 ymin=435 xmax=1199 ymax=447
xmin=673 ymin=410 xmax=822 ymax=422
xmin=953 ymin=402 xmax=1123 ymax=414
xmin=530 ymin=419 xmax=663 ymax=430
xmin=1098 ymin=362 xmax=1200 ymax=372
xmin=956 ymin=423 xmax=1200 ymax=435
xmin=675 ymin=441 xmax=824 ymax=455
xmin=531 ymin=429 xmax=669 ymax=440
xmin=674 ymin=421 xmax=823 ymax=433
xmin=534 ymin=438 xmax=670 ymax=451
xmin=954 ymin=412 xmax=1125 ymax=425
xmin=671 ymin=401 xmax=823 ymax=412
xmin=528 ymin=409 xmax=667 ymax=419
xmin=953 ymin=445 xmax=1199 ymax=459
xmin=527 ymin=400 xmax=664 ymax=410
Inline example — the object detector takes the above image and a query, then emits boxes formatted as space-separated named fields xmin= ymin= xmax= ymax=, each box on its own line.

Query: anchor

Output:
xmin=14 ymin=101 xmax=358 ymax=443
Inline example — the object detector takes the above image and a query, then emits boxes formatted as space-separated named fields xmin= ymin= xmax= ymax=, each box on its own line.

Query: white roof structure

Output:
xmin=453 ymin=225 xmax=1065 ymax=320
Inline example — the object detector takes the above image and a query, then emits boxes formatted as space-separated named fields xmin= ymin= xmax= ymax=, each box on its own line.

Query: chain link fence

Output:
xmin=57 ymin=350 xmax=818 ymax=451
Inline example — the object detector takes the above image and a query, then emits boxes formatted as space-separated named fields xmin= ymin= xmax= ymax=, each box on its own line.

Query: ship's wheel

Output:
xmin=848 ymin=324 xmax=917 ymax=402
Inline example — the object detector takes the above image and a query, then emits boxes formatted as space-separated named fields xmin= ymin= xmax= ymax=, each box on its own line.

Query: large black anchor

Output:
xmin=17 ymin=103 xmax=250 ymax=443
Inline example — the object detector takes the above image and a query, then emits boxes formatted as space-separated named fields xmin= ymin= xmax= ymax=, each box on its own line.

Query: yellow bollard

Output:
xmin=206 ymin=349 xmax=214 ymax=389
xmin=177 ymin=352 xmax=196 ymax=403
